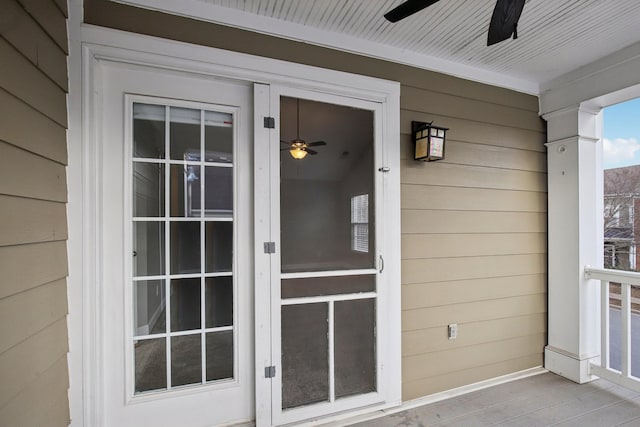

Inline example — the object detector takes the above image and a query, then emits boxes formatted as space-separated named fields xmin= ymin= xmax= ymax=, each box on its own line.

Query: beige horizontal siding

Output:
xmin=83 ymin=0 xmax=547 ymax=403
xmin=402 ymin=274 xmax=546 ymax=310
xmin=401 ymin=113 xmax=545 ymax=152
xmin=0 ymin=317 xmax=68 ymax=407
xmin=0 ymin=141 xmax=67 ymax=202
xmin=0 ymin=89 xmax=67 ymax=164
xmin=402 ymin=234 xmax=546 ymax=259
xmin=0 ymin=355 xmax=70 ymax=427
xmin=403 ymin=312 xmax=547 ymax=357
xmin=403 ymin=254 xmax=546 ymax=285
xmin=0 ymin=37 xmax=67 ymax=126
xmin=402 ymin=210 xmax=547 ymax=234
xmin=400 ymin=186 xmax=546 ymax=212
xmin=0 ymin=195 xmax=67 ymax=246
xmin=0 ymin=279 xmax=68 ymax=354
xmin=402 ymin=87 xmax=544 ymax=132
xmin=437 ymin=139 xmax=546 ymax=172
xmin=0 ymin=241 xmax=68 ymax=299
xmin=399 ymin=134 xmax=546 ymax=172
xmin=54 ymin=0 xmax=68 ymax=17
xmin=3 ymin=0 xmax=68 ymax=90
xmin=0 ymin=1 xmax=69 ymax=426
xmin=403 ymin=333 xmax=546 ymax=382
xmin=400 ymin=79 xmax=539 ymax=113
xmin=403 ymin=353 xmax=543 ymax=399
xmin=401 ymin=161 xmax=547 ymax=191
xmin=403 ymin=293 xmax=546 ymax=331
xmin=16 ymin=0 xmax=68 ymax=54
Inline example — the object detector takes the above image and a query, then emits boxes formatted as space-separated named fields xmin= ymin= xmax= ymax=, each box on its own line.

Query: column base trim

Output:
xmin=545 ymin=346 xmax=600 ymax=383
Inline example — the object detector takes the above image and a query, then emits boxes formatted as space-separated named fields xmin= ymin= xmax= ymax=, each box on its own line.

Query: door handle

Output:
xmin=379 ymin=255 xmax=384 ymax=273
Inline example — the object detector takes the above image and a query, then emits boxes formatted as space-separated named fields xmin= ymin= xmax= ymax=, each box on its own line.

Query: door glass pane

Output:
xmin=133 ymin=221 xmax=165 ymax=277
xmin=280 ymin=97 xmax=375 ymax=273
xmin=282 ymin=303 xmax=329 ymax=409
xmin=170 ymin=107 xmax=201 ymax=160
xmin=205 ymin=111 xmax=234 ymax=162
xmin=205 ymin=277 xmax=233 ymax=328
xmin=170 ymin=278 xmax=201 ymax=332
xmin=334 ymin=299 xmax=376 ymax=398
xmin=133 ymin=162 xmax=165 ymax=217
xmin=206 ymin=330 xmax=234 ymax=381
xmin=205 ymin=222 xmax=233 ymax=272
xmin=170 ymin=164 xmax=200 ymax=217
xmin=171 ymin=334 xmax=202 ymax=387
xmin=281 ymin=274 xmax=375 ymax=299
xmin=131 ymin=100 xmax=236 ymax=394
xmin=134 ymin=280 xmax=165 ymax=336
xmin=170 ymin=221 xmax=200 ymax=274
xmin=135 ymin=338 xmax=167 ymax=393
xmin=204 ymin=166 xmax=233 ymax=216
xmin=133 ymin=103 xmax=165 ymax=159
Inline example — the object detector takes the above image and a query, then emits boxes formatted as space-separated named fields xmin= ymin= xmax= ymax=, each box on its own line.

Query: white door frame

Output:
xmin=71 ymin=24 xmax=401 ymax=426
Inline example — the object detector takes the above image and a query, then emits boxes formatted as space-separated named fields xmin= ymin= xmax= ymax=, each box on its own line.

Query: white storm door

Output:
xmin=99 ymin=62 xmax=253 ymax=427
xmin=258 ymin=86 xmax=389 ymax=426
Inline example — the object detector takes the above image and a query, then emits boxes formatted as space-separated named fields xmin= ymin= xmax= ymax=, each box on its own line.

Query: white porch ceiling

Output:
xmin=119 ymin=0 xmax=640 ymax=94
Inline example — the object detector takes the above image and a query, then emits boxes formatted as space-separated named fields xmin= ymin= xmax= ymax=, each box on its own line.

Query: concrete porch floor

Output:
xmin=348 ymin=372 xmax=640 ymax=426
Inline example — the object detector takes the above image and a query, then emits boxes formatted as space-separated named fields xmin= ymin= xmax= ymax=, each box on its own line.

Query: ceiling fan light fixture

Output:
xmin=290 ymin=147 xmax=308 ymax=159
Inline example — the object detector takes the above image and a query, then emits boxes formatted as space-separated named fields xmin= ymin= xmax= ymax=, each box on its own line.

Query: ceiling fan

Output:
xmin=281 ymin=99 xmax=327 ymax=160
xmin=384 ymin=0 xmax=526 ymax=46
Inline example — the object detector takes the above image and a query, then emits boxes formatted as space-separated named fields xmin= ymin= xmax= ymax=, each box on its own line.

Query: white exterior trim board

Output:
xmin=80 ymin=24 xmax=399 ymax=102
xmin=540 ymin=40 xmax=640 ymax=115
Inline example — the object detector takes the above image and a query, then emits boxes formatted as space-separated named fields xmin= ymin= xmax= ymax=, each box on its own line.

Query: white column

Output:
xmin=544 ymin=105 xmax=604 ymax=383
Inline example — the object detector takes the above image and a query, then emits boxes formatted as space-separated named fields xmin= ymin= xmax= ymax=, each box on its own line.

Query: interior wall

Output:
xmin=0 ymin=0 xmax=70 ymax=425
xmin=84 ymin=0 xmax=548 ymax=400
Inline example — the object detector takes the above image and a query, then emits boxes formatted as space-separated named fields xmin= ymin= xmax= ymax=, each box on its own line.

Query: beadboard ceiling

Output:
xmin=117 ymin=0 xmax=640 ymax=94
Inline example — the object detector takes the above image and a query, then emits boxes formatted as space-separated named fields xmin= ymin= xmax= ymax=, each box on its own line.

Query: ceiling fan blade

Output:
xmin=306 ymin=141 xmax=327 ymax=147
xmin=487 ymin=0 xmax=525 ymax=46
xmin=305 ymin=148 xmax=318 ymax=155
xmin=384 ymin=0 xmax=441 ymax=23
xmin=280 ymin=140 xmax=290 ymax=145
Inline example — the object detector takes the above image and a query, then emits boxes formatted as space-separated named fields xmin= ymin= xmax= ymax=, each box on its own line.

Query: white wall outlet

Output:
xmin=448 ymin=323 xmax=458 ymax=340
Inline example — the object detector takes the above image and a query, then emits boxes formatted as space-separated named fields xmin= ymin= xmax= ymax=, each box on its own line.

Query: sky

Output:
xmin=603 ymin=97 xmax=640 ymax=170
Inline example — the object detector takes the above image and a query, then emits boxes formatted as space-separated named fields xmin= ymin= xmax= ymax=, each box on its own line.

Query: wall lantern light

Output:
xmin=412 ymin=121 xmax=448 ymax=162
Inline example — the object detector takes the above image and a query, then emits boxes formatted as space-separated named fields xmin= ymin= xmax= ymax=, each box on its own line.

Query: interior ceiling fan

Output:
xmin=384 ymin=0 xmax=526 ymax=46
xmin=281 ymin=99 xmax=327 ymax=160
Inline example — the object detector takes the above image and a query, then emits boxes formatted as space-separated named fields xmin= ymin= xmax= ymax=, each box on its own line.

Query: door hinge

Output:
xmin=264 ymin=117 xmax=275 ymax=129
xmin=264 ymin=241 xmax=276 ymax=254
xmin=265 ymin=366 xmax=276 ymax=378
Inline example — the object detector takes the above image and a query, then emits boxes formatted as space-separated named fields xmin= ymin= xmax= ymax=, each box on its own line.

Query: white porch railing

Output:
xmin=584 ymin=266 xmax=640 ymax=392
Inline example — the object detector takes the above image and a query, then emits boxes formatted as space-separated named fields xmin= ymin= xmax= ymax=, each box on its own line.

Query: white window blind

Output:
xmin=351 ymin=194 xmax=369 ymax=253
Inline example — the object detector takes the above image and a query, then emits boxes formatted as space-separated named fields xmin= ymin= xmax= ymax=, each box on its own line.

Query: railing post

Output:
xmin=601 ymin=280 xmax=609 ymax=369
xmin=622 ymin=283 xmax=631 ymax=377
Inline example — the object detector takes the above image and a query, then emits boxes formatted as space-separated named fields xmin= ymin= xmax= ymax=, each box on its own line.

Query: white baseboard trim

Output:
xmin=319 ymin=367 xmax=548 ymax=427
